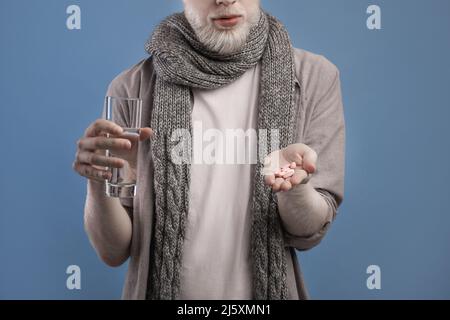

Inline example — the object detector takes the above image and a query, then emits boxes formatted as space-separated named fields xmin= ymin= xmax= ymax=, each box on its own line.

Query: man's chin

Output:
xmin=185 ymin=14 xmax=250 ymax=55
xmin=208 ymin=31 xmax=249 ymax=55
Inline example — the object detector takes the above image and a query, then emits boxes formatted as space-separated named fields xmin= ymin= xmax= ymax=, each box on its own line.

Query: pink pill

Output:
xmin=282 ymin=169 xmax=295 ymax=178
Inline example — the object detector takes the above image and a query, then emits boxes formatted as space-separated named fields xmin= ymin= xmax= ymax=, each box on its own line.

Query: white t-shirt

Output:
xmin=179 ymin=63 xmax=261 ymax=299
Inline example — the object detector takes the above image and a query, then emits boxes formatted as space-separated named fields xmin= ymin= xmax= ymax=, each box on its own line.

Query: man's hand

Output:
xmin=73 ymin=119 xmax=153 ymax=182
xmin=263 ymin=143 xmax=317 ymax=193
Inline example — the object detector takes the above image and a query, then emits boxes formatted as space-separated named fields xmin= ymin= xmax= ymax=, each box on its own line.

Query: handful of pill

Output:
xmin=274 ymin=162 xmax=297 ymax=179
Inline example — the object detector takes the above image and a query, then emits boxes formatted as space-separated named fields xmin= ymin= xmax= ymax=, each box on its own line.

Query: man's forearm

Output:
xmin=276 ymin=182 xmax=335 ymax=237
xmin=84 ymin=179 xmax=132 ymax=267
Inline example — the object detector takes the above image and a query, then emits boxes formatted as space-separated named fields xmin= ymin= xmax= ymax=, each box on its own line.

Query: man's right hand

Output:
xmin=73 ymin=119 xmax=153 ymax=182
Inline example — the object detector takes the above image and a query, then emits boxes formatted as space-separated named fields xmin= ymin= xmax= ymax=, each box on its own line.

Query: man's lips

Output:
xmin=212 ymin=15 xmax=243 ymax=28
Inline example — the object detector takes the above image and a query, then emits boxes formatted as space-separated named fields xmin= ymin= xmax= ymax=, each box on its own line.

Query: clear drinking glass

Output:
xmin=103 ymin=96 xmax=142 ymax=198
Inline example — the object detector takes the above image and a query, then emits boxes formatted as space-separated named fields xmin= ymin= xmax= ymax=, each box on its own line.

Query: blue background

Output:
xmin=1 ymin=0 xmax=449 ymax=299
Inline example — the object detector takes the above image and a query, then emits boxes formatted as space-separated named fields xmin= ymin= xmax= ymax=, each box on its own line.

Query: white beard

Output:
xmin=184 ymin=5 xmax=261 ymax=55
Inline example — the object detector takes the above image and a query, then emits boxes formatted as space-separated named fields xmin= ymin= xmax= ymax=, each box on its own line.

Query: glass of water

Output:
xmin=103 ymin=96 xmax=142 ymax=198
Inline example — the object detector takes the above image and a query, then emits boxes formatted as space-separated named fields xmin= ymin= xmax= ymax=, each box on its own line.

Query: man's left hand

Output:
xmin=263 ymin=143 xmax=317 ymax=192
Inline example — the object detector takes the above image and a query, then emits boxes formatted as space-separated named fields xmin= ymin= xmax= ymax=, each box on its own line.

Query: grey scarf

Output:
xmin=145 ymin=11 xmax=296 ymax=300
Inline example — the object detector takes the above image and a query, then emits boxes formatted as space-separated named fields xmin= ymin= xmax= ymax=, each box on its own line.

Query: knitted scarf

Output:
xmin=145 ymin=10 xmax=296 ymax=300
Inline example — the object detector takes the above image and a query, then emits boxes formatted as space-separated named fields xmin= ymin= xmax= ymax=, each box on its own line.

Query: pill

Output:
xmin=272 ymin=163 xmax=298 ymax=181
xmin=282 ymin=169 xmax=295 ymax=178
xmin=282 ymin=172 xmax=294 ymax=179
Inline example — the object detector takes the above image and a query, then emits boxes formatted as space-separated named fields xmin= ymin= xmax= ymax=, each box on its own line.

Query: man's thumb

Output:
xmin=302 ymin=149 xmax=317 ymax=173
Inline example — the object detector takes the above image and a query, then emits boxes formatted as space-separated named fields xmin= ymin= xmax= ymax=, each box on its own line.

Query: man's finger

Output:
xmin=280 ymin=179 xmax=292 ymax=192
xmin=76 ymin=150 xmax=125 ymax=168
xmin=139 ymin=127 xmax=154 ymax=141
xmin=264 ymin=173 xmax=276 ymax=186
xmin=85 ymin=119 xmax=124 ymax=138
xmin=73 ymin=162 xmax=111 ymax=181
xmin=290 ymin=169 xmax=309 ymax=186
xmin=272 ymin=177 xmax=285 ymax=192
xmin=78 ymin=137 xmax=132 ymax=151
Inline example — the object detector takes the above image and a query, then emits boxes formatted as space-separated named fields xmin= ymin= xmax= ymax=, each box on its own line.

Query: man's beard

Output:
xmin=184 ymin=5 xmax=261 ymax=55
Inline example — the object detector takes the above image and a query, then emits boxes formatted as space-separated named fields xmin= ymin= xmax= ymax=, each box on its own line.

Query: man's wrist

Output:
xmin=87 ymin=178 xmax=106 ymax=196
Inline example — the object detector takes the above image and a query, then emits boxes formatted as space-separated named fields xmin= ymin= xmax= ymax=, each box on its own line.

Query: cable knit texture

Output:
xmin=144 ymin=11 xmax=297 ymax=300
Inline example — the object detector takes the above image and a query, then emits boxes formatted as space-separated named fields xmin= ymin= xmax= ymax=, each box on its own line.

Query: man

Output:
xmin=73 ymin=0 xmax=345 ymax=300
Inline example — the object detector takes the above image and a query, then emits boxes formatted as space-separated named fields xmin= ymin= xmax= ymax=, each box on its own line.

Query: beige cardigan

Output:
xmin=103 ymin=48 xmax=346 ymax=300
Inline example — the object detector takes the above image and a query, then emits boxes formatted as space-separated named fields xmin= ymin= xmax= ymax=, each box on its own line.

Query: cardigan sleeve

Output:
xmin=280 ymin=56 xmax=346 ymax=251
